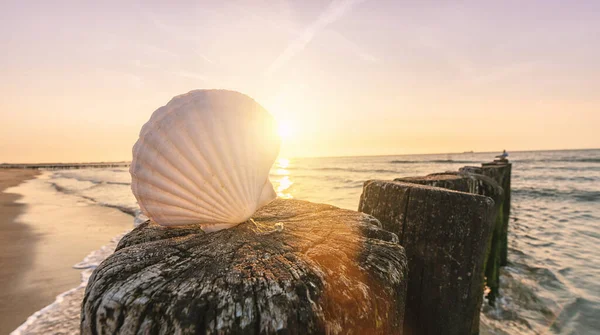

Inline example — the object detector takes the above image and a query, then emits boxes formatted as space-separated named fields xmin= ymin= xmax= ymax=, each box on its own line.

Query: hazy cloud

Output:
xmin=266 ymin=0 xmax=366 ymax=75
xmin=329 ymin=30 xmax=379 ymax=64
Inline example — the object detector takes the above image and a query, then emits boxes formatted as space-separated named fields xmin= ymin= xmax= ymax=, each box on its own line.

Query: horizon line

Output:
xmin=1 ymin=147 xmax=598 ymax=166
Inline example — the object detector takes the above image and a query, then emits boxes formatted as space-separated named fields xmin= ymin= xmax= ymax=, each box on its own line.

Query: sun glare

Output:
xmin=277 ymin=120 xmax=295 ymax=140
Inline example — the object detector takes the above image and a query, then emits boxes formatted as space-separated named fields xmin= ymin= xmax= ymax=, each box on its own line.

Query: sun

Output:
xmin=277 ymin=120 xmax=295 ymax=140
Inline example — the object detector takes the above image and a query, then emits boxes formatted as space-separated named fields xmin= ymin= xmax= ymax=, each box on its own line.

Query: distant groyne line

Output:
xmin=0 ymin=162 xmax=130 ymax=170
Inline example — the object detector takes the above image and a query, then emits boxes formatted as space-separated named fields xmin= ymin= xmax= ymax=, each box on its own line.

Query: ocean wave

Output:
xmin=573 ymin=191 xmax=600 ymax=202
xmin=49 ymin=182 xmax=139 ymax=216
xmin=49 ymin=182 xmax=70 ymax=194
xmin=515 ymin=157 xmax=600 ymax=164
xmin=546 ymin=157 xmax=600 ymax=163
xmin=101 ymin=181 xmax=130 ymax=186
xmin=315 ymin=167 xmax=399 ymax=173
xmin=519 ymin=175 xmax=598 ymax=182
xmin=51 ymin=168 xmax=131 ymax=186
xmin=48 ymin=181 xmax=97 ymax=196
xmin=97 ymin=203 xmax=138 ymax=216
xmin=333 ymin=184 xmax=364 ymax=190
xmin=390 ymin=159 xmax=479 ymax=164
xmin=571 ymin=158 xmax=600 ymax=163
xmin=529 ymin=165 xmax=600 ymax=172
xmin=52 ymin=174 xmax=130 ymax=186
xmin=513 ymin=187 xmax=600 ymax=202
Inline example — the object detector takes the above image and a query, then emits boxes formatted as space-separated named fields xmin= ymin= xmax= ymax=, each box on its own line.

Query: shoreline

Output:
xmin=0 ymin=169 xmax=41 ymax=335
xmin=0 ymin=169 xmax=133 ymax=334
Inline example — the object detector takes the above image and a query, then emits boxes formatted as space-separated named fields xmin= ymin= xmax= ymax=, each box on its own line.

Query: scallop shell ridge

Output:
xmin=130 ymin=89 xmax=280 ymax=231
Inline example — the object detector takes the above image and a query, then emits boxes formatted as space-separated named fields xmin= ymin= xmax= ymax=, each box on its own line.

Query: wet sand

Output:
xmin=0 ymin=169 xmax=133 ymax=334
xmin=0 ymin=169 xmax=40 ymax=334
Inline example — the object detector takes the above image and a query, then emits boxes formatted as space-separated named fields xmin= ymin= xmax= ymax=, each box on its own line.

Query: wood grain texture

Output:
xmin=395 ymin=172 xmax=504 ymax=304
xmin=81 ymin=199 xmax=408 ymax=335
xmin=480 ymin=163 xmax=512 ymax=266
xmin=359 ymin=180 xmax=495 ymax=335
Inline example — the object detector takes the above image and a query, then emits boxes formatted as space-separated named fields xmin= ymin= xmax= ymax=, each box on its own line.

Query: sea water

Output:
xmin=13 ymin=149 xmax=600 ymax=334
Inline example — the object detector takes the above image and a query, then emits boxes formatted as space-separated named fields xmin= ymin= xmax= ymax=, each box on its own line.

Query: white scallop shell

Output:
xmin=130 ymin=89 xmax=280 ymax=232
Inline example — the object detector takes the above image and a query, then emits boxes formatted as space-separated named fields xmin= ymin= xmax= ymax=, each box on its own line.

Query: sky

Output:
xmin=1 ymin=0 xmax=599 ymax=163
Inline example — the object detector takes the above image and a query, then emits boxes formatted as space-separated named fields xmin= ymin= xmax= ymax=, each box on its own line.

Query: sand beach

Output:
xmin=0 ymin=169 xmax=133 ymax=334
xmin=0 ymin=169 xmax=40 ymax=334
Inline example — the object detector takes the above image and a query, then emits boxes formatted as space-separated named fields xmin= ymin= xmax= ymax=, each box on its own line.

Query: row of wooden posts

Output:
xmin=358 ymin=158 xmax=512 ymax=334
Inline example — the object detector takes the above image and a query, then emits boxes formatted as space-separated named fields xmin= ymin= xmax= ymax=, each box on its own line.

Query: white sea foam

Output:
xmin=48 ymin=168 xmax=139 ymax=216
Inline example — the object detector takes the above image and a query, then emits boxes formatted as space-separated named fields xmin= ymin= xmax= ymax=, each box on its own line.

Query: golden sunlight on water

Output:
xmin=274 ymin=157 xmax=293 ymax=199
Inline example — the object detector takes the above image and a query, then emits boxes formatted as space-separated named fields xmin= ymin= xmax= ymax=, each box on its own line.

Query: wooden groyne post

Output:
xmin=82 ymin=199 xmax=409 ymax=335
xmin=481 ymin=161 xmax=512 ymax=266
xmin=359 ymin=181 xmax=495 ymax=335
xmin=462 ymin=159 xmax=512 ymax=266
xmin=395 ymin=172 xmax=505 ymax=303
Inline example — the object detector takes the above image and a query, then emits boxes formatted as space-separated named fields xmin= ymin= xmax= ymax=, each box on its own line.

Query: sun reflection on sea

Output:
xmin=273 ymin=157 xmax=293 ymax=199
xmin=278 ymin=157 xmax=290 ymax=168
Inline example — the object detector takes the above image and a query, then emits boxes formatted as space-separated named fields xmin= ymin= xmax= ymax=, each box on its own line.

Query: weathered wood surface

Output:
xmin=395 ymin=172 xmax=505 ymax=303
xmin=465 ymin=162 xmax=512 ymax=266
xmin=394 ymin=172 xmax=502 ymax=200
xmin=481 ymin=162 xmax=511 ymax=266
xmin=359 ymin=181 xmax=495 ymax=335
xmin=81 ymin=199 xmax=409 ymax=335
